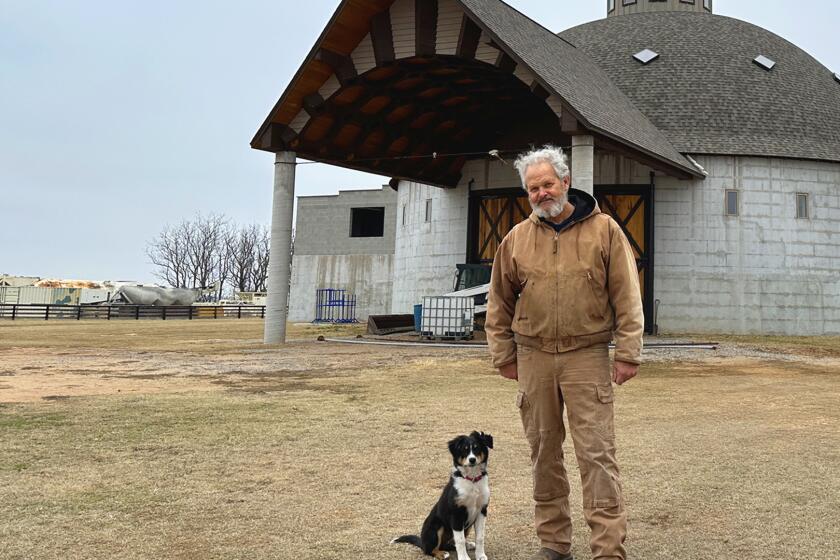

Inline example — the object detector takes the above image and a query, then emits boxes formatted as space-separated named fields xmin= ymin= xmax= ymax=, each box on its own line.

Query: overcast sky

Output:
xmin=2 ymin=1 xmax=838 ymax=283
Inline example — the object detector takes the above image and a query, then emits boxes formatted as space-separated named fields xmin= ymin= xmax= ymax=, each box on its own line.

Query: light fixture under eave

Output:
xmin=633 ymin=49 xmax=659 ymax=65
xmin=754 ymin=55 xmax=776 ymax=71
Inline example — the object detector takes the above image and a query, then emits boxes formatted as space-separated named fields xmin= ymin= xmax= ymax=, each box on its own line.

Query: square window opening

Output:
xmin=350 ymin=207 xmax=385 ymax=237
xmin=796 ymin=193 xmax=809 ymax=219
xmin=725 ymin=190 xmax=739 ymax=216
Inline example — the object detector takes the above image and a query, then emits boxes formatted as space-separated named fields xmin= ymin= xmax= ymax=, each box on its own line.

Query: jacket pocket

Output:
xmin=557 ymin=270 xmax=607 ymax=335
xmin=513 ymin=278 xmax=536 ymax=335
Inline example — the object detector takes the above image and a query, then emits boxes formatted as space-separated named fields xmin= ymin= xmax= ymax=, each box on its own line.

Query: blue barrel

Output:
xmin=413 ymin=304 xmax=422 ymax=332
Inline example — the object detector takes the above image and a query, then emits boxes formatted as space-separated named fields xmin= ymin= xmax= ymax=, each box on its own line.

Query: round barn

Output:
xmin=252 ymin=0 xmax=840 ymax=342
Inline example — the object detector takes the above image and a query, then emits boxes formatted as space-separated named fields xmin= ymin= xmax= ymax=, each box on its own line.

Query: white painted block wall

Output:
xmin=652 ymin=155 xmax=840 ymax=335
xmin=288 ymin=254 xmax=394 ymax=322
xmin=391 ymin=181 xmax=469 ymax=313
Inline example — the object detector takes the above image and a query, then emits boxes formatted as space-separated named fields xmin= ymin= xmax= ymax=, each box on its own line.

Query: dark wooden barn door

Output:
xmin=594 ymin=185 xmax=653 ymax=334
xmin=468 ymin=189 xmax=531 ymax=263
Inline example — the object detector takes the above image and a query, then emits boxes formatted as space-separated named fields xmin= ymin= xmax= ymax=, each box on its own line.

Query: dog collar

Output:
xmin=455 ymin=471 xmax=486 ymax=483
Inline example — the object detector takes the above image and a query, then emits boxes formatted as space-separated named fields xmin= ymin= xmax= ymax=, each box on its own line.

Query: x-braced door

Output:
xmin=468 ymin=189 xmax=531 ymax=263
xmin=593 ymin=185 xmax=654 ymax=334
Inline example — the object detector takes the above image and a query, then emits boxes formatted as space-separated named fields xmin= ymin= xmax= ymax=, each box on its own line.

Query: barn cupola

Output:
xmin=607 ymin=0 xmax=713 ymax=17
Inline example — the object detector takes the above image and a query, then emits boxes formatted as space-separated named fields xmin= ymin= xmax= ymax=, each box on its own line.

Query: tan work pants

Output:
xmin=515 ymin=343 xmax=626 ymax=560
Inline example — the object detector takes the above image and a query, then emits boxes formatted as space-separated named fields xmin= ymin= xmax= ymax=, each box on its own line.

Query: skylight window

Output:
xmin=753 ymin=55 xmax=776 ymax=71
xmin=633 ymin=49 xmax=659 ymax=65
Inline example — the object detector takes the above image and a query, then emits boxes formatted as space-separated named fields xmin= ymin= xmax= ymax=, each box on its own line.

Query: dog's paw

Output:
xmin=466 ymin=541 xmax=476 ymax=551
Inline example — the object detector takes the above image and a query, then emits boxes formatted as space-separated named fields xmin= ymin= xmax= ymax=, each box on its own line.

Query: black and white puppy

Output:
xmin=392 ymin=431 xmax=493 ymax=560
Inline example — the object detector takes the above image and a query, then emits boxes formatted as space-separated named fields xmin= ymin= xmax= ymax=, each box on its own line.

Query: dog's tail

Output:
xmin=390 ymin=535 xmax=423 ymax=549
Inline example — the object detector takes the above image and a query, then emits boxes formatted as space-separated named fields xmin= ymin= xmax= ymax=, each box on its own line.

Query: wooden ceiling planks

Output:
xmin=253 ymin=0 xmax=567 ymax=186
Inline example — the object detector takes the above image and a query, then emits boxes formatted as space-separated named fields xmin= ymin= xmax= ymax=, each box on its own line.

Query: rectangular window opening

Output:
xmin=401 ymin=204 xmax=407 ymax=227
xmin=680 ymin=0 xmax=695 ymax=4
xmin=608 ymin=0 xmax=616 ymax=11
xmin=796 ymin=193 xmax=809 ymax=219
xmin=725 ymin=190 xmax=739 ymax=216
xmin=350 ymin=207 xmax=385 ymax=237
xmin=703 ymin=0 xmax=712 ymax=10
xmin=424 ymin=199 xmax=433 ymax=223
xmin=622 ymin=0 xmax=637 ymax=6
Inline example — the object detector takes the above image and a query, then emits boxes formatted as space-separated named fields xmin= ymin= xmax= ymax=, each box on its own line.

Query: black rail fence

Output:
xmin=0 ymin=304 xmax=266 ymax=321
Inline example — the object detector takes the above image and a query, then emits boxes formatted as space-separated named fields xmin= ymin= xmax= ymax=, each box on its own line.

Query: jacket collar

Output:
xmin=528 ymin=187 xmax=600 ymax=227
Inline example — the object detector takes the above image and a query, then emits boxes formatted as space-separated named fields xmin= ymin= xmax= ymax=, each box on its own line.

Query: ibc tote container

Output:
xmin=420 ymin=296 xmax=475 ymax=340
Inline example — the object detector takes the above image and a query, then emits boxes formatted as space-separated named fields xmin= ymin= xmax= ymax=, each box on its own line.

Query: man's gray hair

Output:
xmin=513 ymin=145 xmax=570 ymax=189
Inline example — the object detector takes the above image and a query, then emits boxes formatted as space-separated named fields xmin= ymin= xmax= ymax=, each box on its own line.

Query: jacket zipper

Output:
xmin=554 ymin=230 xmax=559 ymax=350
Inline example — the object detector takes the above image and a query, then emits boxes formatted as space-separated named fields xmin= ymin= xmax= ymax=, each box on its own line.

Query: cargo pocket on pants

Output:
xmin=516 ymin=390 xmax=538 ymax=448
xmin=595 ymin=384 xmax=615 ymax=439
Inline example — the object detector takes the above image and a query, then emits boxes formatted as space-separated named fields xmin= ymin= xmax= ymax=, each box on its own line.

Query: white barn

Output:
xmin=254 ymin=0 xmax=840 ymax=340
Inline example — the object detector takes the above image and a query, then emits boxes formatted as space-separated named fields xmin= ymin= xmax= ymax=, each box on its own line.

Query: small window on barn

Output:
xmin=350 ymin=207 xmax=385 ymax=237
xmin=796 ymin=193 xmax=809 ymax=219
xmin=401 ymin=204 xmax=407 ymax=227
xmin=425 ymin=199 xmax=433 ymax=223
xmin=703 ymin=0 xmax=712 ymax=10
xmin=608 ymin=0 xmax=616 ymax=12
xmin=622 ymin=0 xmax=637 ymax=5
xmin=725 ymin=190 xmax=739 ymax=216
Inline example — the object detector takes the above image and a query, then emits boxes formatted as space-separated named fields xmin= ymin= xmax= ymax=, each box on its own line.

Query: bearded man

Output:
xmin=485 ymin=145 xmax=643 ymax=560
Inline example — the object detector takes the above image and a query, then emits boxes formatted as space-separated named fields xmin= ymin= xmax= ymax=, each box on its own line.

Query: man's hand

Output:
xmin=499 ymin=362 xmax=518 ymax=380
xmin=612 ymin=360 xmax=639 ymax=385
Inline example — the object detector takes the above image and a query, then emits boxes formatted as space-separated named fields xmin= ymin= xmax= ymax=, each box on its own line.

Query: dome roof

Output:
xmin=559 ymin=12 xmax=840 ymax=163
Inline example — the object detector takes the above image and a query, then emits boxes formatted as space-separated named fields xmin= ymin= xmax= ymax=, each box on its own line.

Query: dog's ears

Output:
xmin=448 ymin=435 xmax=466 ymax=456
xmin=471 ymin=431 xmax=494 ymax=449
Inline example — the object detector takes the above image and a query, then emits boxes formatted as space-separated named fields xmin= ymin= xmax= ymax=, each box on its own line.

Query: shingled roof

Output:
xmin=458 ymin=0 xmax=702 ymax=177
xmin=559 ymin=12 xmax=840 ymax=163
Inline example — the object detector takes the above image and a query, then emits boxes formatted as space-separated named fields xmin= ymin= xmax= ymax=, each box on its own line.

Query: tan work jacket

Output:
xmin=486 ymin=190 xmax=644 ymax=368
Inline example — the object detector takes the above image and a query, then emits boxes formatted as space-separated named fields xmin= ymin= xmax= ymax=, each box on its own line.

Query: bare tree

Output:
xmin=227 ymin=224 xmax=258 ymax=293
xmin=253 ymin=225 xmax=271 ymax=292
xmin=147 ymin=224 xmax=190 ymax=288
xmin=185 ymin=213 xmax=227 ymax=289
xmin=148 ymin=215 xmax=270 ymax=298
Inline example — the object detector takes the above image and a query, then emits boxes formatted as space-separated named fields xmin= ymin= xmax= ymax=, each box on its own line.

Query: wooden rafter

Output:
xmin=370 ymin=9 xmax=395 ymax=66
xmin=415 ymin=0 xmax=438 ymax=56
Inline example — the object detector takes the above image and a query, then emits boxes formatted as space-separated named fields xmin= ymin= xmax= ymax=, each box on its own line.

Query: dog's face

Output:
xmin=448 ymin=431 xmax=494 ymax=468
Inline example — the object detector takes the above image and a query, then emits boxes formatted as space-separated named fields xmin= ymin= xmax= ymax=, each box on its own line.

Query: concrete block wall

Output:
xmin=391 ymin=180 xmax=469 ymax=313
xmin=294 ymin=186 xmax=397 ymax=256
xmin=288 ymin=254 xmax=394 ymax=321
xmin=653 ymin=155 xmax=840 ymax=335
xmin=289 ymin=186 xmax=397 ymax=321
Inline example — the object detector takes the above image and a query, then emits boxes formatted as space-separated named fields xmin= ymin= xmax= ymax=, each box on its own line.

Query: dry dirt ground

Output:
xmin=1 ymin=319 xmax=839 ymax=560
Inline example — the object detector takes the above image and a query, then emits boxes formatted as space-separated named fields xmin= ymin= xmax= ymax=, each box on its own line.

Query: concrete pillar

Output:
xmin=264 ymin=151 xmax=296 ymax=344
xmin=571 ymin=135 xmax=594 ymax=195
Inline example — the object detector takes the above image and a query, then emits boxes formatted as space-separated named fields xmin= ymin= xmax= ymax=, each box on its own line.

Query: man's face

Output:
xmin=524 ymin=161 xmax=570 ymax=219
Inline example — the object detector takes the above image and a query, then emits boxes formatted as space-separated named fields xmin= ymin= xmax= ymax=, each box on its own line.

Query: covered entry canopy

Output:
xmin=251 ymin=0 xmax=705 ymax=186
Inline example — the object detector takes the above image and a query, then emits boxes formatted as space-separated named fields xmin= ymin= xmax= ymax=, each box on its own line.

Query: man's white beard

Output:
xmin=531 ymin=192 xmax=568 ymax=219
